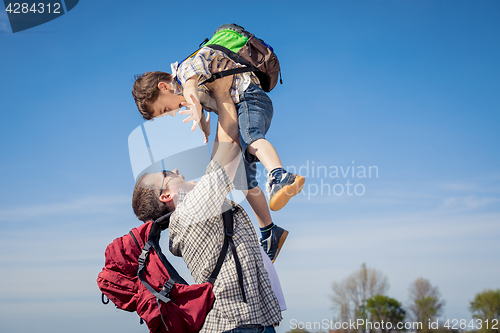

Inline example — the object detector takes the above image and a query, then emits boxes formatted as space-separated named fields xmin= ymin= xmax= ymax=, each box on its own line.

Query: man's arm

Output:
xmin=173 ymin=70 xmax=241 ymax=222
xmin=205 ymin=58 xmax=239 ymax=146
xmin=211 ymin=84 xmax=240 ymax=145
xmin=205 ymin=60 xmax=242 ymax=181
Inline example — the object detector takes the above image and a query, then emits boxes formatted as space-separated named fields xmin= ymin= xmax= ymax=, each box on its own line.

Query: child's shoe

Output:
xmin=267 ymin=171 xmax=305 ymax=211
xmin=260 ymin=225 xmax=289 ymax=263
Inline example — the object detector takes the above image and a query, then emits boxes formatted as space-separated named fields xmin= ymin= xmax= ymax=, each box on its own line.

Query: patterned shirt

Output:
xmin=172 ymin=46 xmax=261 ymax=108
xmin=169 ymin=160 xmax=282 ymax=333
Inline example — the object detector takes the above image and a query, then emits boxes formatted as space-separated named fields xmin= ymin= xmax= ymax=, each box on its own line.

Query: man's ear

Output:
xmin=159 ymin=192 xmax=173 ymax=204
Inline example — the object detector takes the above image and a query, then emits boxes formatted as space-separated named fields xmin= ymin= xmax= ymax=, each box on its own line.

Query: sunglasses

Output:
xmin=159 ymin=170 xmax=177 ymax=195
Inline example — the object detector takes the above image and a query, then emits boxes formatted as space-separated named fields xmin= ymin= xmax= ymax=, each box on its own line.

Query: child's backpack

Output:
xmin=185 ymin=23 xmax=281 ymax=92
xmin=97 ymin=207 xmax=245 ymax=333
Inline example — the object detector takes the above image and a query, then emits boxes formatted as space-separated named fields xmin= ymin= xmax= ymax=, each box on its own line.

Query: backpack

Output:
xmin=97 ymin=206 xmax=245 ymax=333
xmin=183 ymin=23 xmax=282 ymax=92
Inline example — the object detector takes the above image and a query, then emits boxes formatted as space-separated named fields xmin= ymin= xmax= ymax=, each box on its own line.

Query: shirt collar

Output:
xmin=170 ymin=61 xmax=179 ymax=79
xmin=170 ymin=62 xmax=182 ymax=95
xmin=177 ymin=188 xmax=187 ymax=204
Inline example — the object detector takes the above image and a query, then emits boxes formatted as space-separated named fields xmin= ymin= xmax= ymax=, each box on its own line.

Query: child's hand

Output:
xmin=179 ymin=94 xmax=203 ymax=129
xmin=179 ymin=102 xmax=200 ymax=131
xmin=179 ymin=95 xmax=211 ymax=144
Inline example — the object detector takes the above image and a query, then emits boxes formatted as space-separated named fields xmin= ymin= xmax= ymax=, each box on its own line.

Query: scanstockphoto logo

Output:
xmin=2 ymin=0 xmax=79 ymax=33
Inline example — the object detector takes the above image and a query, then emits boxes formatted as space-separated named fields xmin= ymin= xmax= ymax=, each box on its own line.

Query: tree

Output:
xmin=331 ymin=263 xmax=389 ymax=333
xmin=469 ymin=289 xmax=500 ymax=333
xmin=408 ymin=278 xmax=445 ymax=332
xmin=361 ymin=295 xmax=406 ymax=333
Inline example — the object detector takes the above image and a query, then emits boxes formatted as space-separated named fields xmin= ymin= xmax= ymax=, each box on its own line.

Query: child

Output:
xmin=132 ymin=49 xmax=304 ymax=262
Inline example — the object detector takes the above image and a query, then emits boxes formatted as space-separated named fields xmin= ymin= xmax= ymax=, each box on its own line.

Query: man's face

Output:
xmin=142 ymin=169 xmax=196 ymax=199
xmin=149 ymin=82 xmax=186 ymax=118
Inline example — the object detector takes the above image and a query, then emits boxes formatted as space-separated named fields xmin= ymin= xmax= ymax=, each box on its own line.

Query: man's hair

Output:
xmin=132 ymin=173 xmax=174 ymax=223
xmin=132 ymin=71 xmax=173 ymax=120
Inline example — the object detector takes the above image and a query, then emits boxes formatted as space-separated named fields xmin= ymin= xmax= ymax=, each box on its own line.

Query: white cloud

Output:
xmin=441 ymin=195 xmax=500 ymax=211
xmin=437 ymin=181 xmax=479 ymax=191
xmin=436 ymin=176 xmax=500 ymax=194
xmin=0 ymin=195 xmax=130 ymax=222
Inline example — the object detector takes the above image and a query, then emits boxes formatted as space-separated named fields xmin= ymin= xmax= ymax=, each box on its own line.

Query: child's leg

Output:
xmin=245 ymin=185 xmax=288 ymax=264
xmin=244 ymin=185 xmax=272 ymax=228
xmin=246 ymin=139 xmax=282 ymax=173
xmin=238 ymin=84 xmax=305 ymax=211
xmin=241 ymin=156 xmax=287 ymax=262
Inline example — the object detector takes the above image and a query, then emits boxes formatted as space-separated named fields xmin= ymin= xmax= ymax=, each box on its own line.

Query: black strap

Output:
xmin=129 ymin=230 xmax=140 ymax=249
xmin=198 ymin=43 xmax=257 ymax=87
xmin=207 ymin=44 xmax=252 ymax=68
xmin=208 ymin=204 xmax=247 ymax=303
xmin=225 ymin=208 xmax=247 ymax=303
xmin=101 ymin=293 xmax=109 ymax=305
xmin=147 ymin=220 xmax=188 ymax=286
xmin=199 ymin=37 xmax=209 ymax=49
xmin=200 ymin=66 xmax=256 ymax=86
xmin=135 ymin=212 xmax=189 ymax=305
xmin=137 ymin=241 xmax=176 ymax=304
xmin=207 ymin=225 xmax=229 ymax=285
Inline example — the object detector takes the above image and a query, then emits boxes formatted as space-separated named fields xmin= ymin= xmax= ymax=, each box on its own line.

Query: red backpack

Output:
xmin=97 ymin=207 xmax=245 ymax=333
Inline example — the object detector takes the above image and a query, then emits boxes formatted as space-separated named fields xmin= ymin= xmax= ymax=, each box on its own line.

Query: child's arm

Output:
xmin=183 ymin=75 xmax=211 ymax=144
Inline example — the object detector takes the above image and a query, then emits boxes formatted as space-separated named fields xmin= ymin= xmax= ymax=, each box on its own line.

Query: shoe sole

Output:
xmin=269 ymin=175 xmax=305 ymax=211
xmin=272 ymin=229 xmax=289 ymax=263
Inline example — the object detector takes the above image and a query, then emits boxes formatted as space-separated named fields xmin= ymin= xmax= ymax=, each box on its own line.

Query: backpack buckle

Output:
xmin=160 ymin=278 xmax=175 ymax=301
xmin=137 ymin=248 xmax=150 ymax=265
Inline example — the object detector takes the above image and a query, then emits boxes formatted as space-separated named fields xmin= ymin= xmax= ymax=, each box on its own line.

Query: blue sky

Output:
xmin=1 ymin=1 xmax=499 ymax=332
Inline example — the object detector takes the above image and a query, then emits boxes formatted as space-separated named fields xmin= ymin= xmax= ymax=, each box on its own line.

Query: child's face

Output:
xmin=149 ymin=81 xmax=186 ymax=118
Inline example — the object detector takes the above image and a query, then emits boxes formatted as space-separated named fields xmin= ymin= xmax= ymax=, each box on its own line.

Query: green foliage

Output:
xmin=408 ymin=278 xmax=445 ymax=330
xmin=469 ymin=289 xmax=500 ymax=333
xmin=330 ymin=263 xmax=389 ymax=332
xmin=361 ymin=294 xmax=406 ymax=332
xmin=415 ymin=296 xmax=441 ymax=323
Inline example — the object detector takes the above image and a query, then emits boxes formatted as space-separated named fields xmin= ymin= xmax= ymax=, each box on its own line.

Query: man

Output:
xmin=132 ymin=71 xmax=282 ymax=333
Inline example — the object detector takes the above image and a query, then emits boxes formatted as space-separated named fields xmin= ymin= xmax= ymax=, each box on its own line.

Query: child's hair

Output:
xmin=132 ymin=71 xmax=173 ymax=120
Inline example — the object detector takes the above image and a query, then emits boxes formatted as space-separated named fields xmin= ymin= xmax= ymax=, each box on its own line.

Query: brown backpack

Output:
xmin=189 ymin=23 xmax=282 ymax=92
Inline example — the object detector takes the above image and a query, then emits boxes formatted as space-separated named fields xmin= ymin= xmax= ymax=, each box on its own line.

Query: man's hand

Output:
xmin=205 ymin=58 xmax=234 ymax=98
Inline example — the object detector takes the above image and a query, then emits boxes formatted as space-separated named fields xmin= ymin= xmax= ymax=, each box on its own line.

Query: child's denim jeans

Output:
xmin=235 ymin=83 xmax=274 ymax=189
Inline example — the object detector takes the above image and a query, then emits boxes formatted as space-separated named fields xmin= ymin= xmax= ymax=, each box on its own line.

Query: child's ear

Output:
xmin=158 ymin=81 xmax=168 ymax=90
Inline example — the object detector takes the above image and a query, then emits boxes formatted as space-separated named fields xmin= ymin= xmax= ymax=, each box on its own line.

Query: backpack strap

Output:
xmin=199 ymin=44 xmax=257 ymax=87
xmin=137 ymin=242 xmax=176 ymax=303
xmin=135 ymin=213 xmax=189 ymax=304
xmin=200 ymin=66 xmax=256 ymax=86
xmin=208 ymin=204 xmax=247 ymax=303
